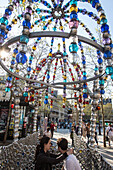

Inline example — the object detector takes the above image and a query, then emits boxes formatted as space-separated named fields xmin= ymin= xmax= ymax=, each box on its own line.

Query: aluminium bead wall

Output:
xmin=0 ymin=132 xmax=113 ymax=170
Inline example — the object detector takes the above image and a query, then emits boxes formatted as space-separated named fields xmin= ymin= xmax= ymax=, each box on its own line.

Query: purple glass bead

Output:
xmin=103 ymin=38 xmax=110 ymax=45
xmin=0 ymin=36 xmax=4 ymax=44
xmin=26 ymin=6 xmax=32 ymax=14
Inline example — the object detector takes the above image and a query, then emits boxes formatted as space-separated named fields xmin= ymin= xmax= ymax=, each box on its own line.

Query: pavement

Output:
xmin=0 ymin=129 xmax=113 ymax=168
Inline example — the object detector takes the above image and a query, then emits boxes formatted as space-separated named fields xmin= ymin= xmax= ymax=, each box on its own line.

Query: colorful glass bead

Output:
xmin=0 ymin=17 xmax=8 ymax=25
xmin=20 ymin=35 xmax=29 ymax=43
xmin=69 ymin=43 xmax=78 ymax=53
xmin=105 ymin=66 xmax=113 ymax=75
xmin=16 ymin=52 xmax=27 ymax=64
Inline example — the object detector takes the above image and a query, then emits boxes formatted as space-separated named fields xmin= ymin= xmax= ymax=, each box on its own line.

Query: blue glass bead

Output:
xmin=64 ymin=86 xmax=66 ymax=90
xmin=9 ymin=68 xmax=13 ymax=72
xmin=83 ymin=72 xmax=86 ymax=76
xmin=82 ymin=60 xmax=86 ymax=65
xmin=11 ymin=61 xmax=15 ymax=65
xmin=104 ymin=50 xmax=112 ymax=59
xmin=23 ymin=20 xmax=31 ymax=29
xmin=0 ymin=17 xmax=8 ymax=25
xmin=16 ymin=52 xmax=27 ymax=64
xmin=70 ymin=0 xmax=77 ymax=5
xmin=46 ymin=75 xmax=50 ymax=79
xmin=83 ymin=76 xmax=86 ymax=80
xmin=53 ymin=27 xmax=56 ymax=31
xmin=5 ymin=8 xmax=12 ymax=15
xmin=4 ymin=34 xmax=7 ymax=39
xmin=29 ymin=60 xmax=32 ymax=64
xmin=63 ymin=52 xmax=67 ymax=56
xmin=17 ymin=162 xmax=19 ymax=166
xmin=43 ymin=26 xmax=47 ymax=30
xmin=6 ymin=25 xmax=12 ymax=31
xmin=51 ymin=39 xmax=54 ymax=43
xmin=62 ymin=38 xmax=65 ymax=41
xmin=111 ymin=74 xmax=113 ymax=80
xmin=92 ymin=0 xmax=99 ymax=8
xmin=0 ymin=29 xmax=5 ymax=37
xmin=7 ymin=77 xmax=12 ymax=81
xmin=34 ymin=0 xmax=38 ymax=2
xmin=90 ymin=0 xmax=93 ymax=4
xmin=83 ymin=89 xmax=87 ymax=93
xmin=5 ymin=87 xmax=10 ymax=92
xmin=44 ymin=99 xmax=48 ymax=104
xmin=27 ymin=67 xmax=31 ymax=72
xmin=50 ymin=49 xmax=52 ymax=53
xmin=98 ymin=58 xmax=103 ymax=64
xmin=70 ymin=12 xmax=78 ymax=19
xmin=101 ymin=24 xmax=109 ymax=33
xmin=97 ymin=6 xmax=102 ymax=12
xmin=23 ymin=92 xmax=28 ymax=97
xmin=20 ymin=35 xmax=29 ymax=43
xmin=53 ymin=4 xmax=57 ymax=8
xmin=97 ymin=50 xmax=100 ymax=55
xmin=63 ymin=59 xmax=67 ymax=62
xmin=35 ymin=20 xmax=39 ymax=25
xmin=45 ymin=95 xmax=48 ymax=99
xmin=100 ymin=89 xmax=105 ymax=94
xmin=63 ymin=79 xmax=67 ymax=83
xmin=105 ymin=66 xmax=113 ymax=75
xmin=69 ymin=43 xmax=78 ymax=53
xmin=47 ymin=4 xmax=51 ymax=8
xmin=36 ymin=8 xmax=41 ymax=14
xmin=41 ymin=16 xmax=46 ymax=21
xmin=29 ymin=56 xmax=33 ymax=60
xmin=83 ymin=83 xmax=87 ymax=88
xmin=83 ymin=93 xmax=88 ymax=98
xmin=100 ymin=18 xmax=107 ymax=25
xmin=94 ymin=67 xmax=98 ymax=71
xmin=88 ymin=12 xmax=93 ymax=17
xmin=37 ymin=37 xmax=41 ymax=40
xmin=13 ymin=48 xmax=18 ymax=54
xmin=26 ymin=75 xmax=30 ymax=78
xmin=99 ymin=79 xmax=105 ymax=85
xmin=18 ymin=14 xmax=23 ymax=20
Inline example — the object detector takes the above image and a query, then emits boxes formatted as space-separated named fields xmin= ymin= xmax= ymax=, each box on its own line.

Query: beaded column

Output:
xmin=90 ymin=66 xmax=100 ymax=147
xmin=13 ymin=77 xmax=21 ymax=142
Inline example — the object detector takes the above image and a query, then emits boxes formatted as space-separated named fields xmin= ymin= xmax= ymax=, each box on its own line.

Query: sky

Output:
xmin=0 ymin=0 xmax=113 ymax=98
xmin=0 ymin=0 xmax=113 ymax=37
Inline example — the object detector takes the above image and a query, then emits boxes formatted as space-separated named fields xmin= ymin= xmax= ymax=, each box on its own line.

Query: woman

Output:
xmin=34 ymin=136 xmax=73 ymax=170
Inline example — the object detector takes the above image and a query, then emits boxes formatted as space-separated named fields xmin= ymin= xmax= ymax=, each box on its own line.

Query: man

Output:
xmin=57 ymin=138 xmax=81 ymax=170
xmin=50 ymin=121 xmax=55 ymax=138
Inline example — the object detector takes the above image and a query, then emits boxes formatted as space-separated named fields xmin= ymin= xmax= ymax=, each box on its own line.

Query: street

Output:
xmin=51 ymin=128 xmax=113 ymax=167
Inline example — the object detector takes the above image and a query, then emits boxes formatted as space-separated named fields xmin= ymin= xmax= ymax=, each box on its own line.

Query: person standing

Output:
xmin=86 ymin=122 xmax=90 ymax=145
xmin=70 ymin=127 xmax=74 ymax=147
xmin=50 ymin=121 xmax=55 ymax=138
xmin=34 ymin=136 xmax=73 ymax=170
xmin=57 ymin=138 xmax=81 ymax=170
xmin=106 ymin=123 xmax=113 ymax=146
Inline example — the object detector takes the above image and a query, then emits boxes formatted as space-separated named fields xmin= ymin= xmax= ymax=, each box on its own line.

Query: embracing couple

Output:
xmin=34 ymin=135 xmax=81 ymax=170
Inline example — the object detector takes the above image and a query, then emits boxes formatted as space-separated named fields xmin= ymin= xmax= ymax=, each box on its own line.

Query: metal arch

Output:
xmin=2 ymin=31 xmax=104 ymax=53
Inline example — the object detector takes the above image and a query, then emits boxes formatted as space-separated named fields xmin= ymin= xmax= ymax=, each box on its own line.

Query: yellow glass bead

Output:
xmin=49 ymin=53 xmax=52 ymax=56
xmin=23 ymin=0 xmax=26 ymax=2
xmin=97 ymin=19 xmax=100 ymax=24
xmin=50 ymin=105 xmax=53 ymax=108
xmin=70 ymin=6 xmax=78 ymax=13
xmin=13 ymin=53 xmax=16 ymax=57
xmin=63 ymin=42 xmax=65 ymax=45
xmin=48 ymin=20 xmax=52 ymax=24
xmin=32 ymin=46 xmax=36 ymax=50
xmin=12 ymin=19 xmax=17 ymax=24
xmin=60 ymin=26 xmax=63 ymax=30
xmin=31 ymin=25 xmax=34 ymax=29
xmin=58 ymin=43 xmax=60 ymax=51
xmin=16 ymin=69 xmax=19 ymax=73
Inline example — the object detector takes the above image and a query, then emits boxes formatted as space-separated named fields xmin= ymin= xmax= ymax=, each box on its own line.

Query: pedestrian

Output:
xmin=44 ymin=127 xmax=51 ymax=138
xmin=57 ymin=138 xmax=81 ymax=170
xmin=106 ymin=123 xmax=113 ymax=147
xmin=50 ymin=121 xmax=55 ymax=138
xmin=86 ymin=122 xmax=90 ymax=145
xmin=95 ymin=131 xmax=98 ymax=146
xmin=70 ymin=127 xmax=74 ymax=146
xmin=34 ymin=136 xmax=73 ymax=170
xmin=75 ymin=123 xmax=79 ymax=135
